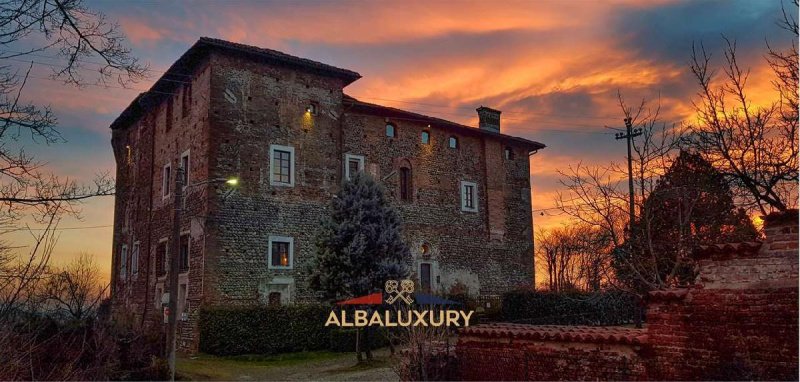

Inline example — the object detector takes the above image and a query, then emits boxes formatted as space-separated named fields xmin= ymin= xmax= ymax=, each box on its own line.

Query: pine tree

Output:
xmin=308 ymin=171 xmax=410 ymax=300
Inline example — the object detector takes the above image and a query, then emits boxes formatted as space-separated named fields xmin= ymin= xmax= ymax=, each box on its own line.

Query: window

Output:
xmin=306 ymin=103 xmax=317 ymax=115
xmin=162 ymin=164 xmax=171 ymax=198
xmin=269 ymin=145 xmax=295 ymax=187
xmin=421 ymin=131 xmax=430 ymax=144
xmin=131 ymin=241 xmax=140 ymax=276
xmin=126 ymin=145 xmax=133 ymax=165
xmin=504 ymin=146 xmax=515 ymax=160
xmin=166 ymin=98 xmax=174 ymax=132
xmin=180 ymin=151 xmax=190 ymax=187
xmin=399 ymin=167 xmax=412 ymax=201
xmin=344 ymin=154 xmax=365 ymax=181
xmin=156 ymin=240 xmax=167 ymax=277
xmin=119 ymin=244 xmax=128 ymax=280
xmin=386 ymin=123 xmax=396 ymax=138
xmin=179 ymin=234 xmax=190 ymax=273
xmin=460 ymin=181 xmax=478 ymax=212
xmin=448 ymin=136 xmax=458 ymax=149
xmin=182 ymin=83 xmax=192 ymax=118
xmin=268 ymin=236 xmax=294 ymax=269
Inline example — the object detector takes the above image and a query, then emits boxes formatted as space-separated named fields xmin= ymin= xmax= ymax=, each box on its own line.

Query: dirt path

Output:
xmin=178 ymin=348 xmax=398 ymax=381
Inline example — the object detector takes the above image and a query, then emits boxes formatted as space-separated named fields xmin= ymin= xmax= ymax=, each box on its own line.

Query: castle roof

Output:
xmin=110 ymin=38 xmax=546 ymax=151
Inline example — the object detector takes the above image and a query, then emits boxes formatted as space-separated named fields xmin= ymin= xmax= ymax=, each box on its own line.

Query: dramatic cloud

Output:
xmin=8 ymin=0 xmax=792 ymax=282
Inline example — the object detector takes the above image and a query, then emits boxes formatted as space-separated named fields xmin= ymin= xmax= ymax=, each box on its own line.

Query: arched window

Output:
xmin=386 ymin=123 xmax=396 ymax=138
xmin=448 ymin=136 xmax=458 ymax=149
xmin=504 ymin=146 xmax=515 ymax=160
xmin=399 ymin=166 xmax=412 ymax=201
xmin=421 ymin=131 xmax=430 ymax=144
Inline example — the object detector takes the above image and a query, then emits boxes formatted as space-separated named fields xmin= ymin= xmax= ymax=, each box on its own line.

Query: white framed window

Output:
xmin=179 ymin=233 xmax=190 ymax=273
xmin=344 ymin=154 xmax=365 ymax=181
xmin=269 ymin=144 xmax=295 ymax=187
xmin=460 ymin=181 xmax=478 ymax=212
xmin=131 ymin=241 xmax=140 ymax=276
xmin=162 ymin=163 xmax=171 ymax=198
xmin=180 ymin=150 xmax=190 ymax=188
xmin=120 ymin=244 xmax=128 ymax=280
xmin=268 ymin=236 xmax=294 ymax=270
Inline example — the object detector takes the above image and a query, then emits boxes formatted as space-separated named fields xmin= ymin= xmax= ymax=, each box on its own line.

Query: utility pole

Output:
xmin=167 ymin=166 xmax=184 ymax=381
xmin=614 ymin=117 xmax=642 ymax=327
xmin=615 ymin=117 xmax=642 ymax=229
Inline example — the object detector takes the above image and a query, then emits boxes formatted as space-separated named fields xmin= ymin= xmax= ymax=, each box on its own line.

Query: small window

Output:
xmin=421 ymin=131 xmax=430 ymax=144
xmin=268 ymin=236 xmax=294 ymax=269
xmin=448 ymin=136 xmax=458 ymax=149
xmin=182 ymin=83 xmax=192 ymax=118
xmin=162 ymin=164 xmax=171 ymax=198
xmin=166 ymin=98 xmax=174 ymax=132
xmin=399 ymin=167 xmax=412 ymax=201
xmin=420 ymin=263 xmax=432 ymax=292
xmin=119 ymin=244 xmax=128 ymax=280
xmin=179 ymin=234 xmax=190 ymax=273
xmin=131 ymin=241 xmax=140 ymax=276
xmin=306 ymin=103 xmax=317 ymax=115
xmin=504 ymin=146 xmax=515 ymax=160
xmin=125 ymin=145 xmax=133 ymax=165
xmin=386 ymin=123 xmax=395 ymax=138
xmin=344 ymin=154 xmax=365 ymax=181
xmin=180 ymin=151 xmax=190 ymax=187
xmin=461 ymin=181 xmax=478 ymax=212
xmin=270 ymin=145 xmax=295 ymax=187
xmin=156 ymin=240 xmax=168 ymax=277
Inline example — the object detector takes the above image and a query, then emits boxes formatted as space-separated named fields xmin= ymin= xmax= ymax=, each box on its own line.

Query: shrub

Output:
xmin=501 ymin=289 xmax=636 ymax=325
xmin=199 ymin=304 xmax=332 ymax=356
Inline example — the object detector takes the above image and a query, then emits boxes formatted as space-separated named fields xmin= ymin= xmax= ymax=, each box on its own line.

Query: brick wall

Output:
xmin=455 ymin=210 xmax=798 ymax=380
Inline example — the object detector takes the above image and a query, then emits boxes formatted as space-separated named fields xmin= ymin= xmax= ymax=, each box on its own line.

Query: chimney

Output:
xmin=477 ymin=106 xmax=501 ymax=133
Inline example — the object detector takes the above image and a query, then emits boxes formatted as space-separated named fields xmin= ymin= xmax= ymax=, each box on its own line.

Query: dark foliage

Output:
xmin=502 ymin=289 xmax=637 ymax=326
xmin=199 ymin=304 xmax=333 ymax=356
xmin=615 ymin=151 xmax=759 ymax=293
xmin=307 ymin=172 xmax=410 ymax=301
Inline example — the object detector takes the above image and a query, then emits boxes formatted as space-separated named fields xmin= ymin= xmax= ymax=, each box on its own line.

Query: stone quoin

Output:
xmin=108 ymin=37 xmax=545 ymax=351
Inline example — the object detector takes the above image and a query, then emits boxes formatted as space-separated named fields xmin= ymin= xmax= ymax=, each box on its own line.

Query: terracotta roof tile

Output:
xmin=460 ymin=323 xmax=648 ymax=345
xmin=694 ymin=241 xmax=762 ymax=259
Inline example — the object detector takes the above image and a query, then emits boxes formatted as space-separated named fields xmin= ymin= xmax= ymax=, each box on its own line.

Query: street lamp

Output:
xmin=166 ymin=170 xmax=238 ymax=381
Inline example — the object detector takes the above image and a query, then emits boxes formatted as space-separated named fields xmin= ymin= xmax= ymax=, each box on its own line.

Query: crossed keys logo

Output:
xmin=385 ymin=279 xmax=414 ymax=305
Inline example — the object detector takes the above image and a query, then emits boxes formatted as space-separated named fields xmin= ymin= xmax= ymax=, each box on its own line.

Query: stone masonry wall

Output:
xmin=343 ymin=112 xmax=534 ymax=297
xmin=111 ymin=57 xmax=214 ymax=351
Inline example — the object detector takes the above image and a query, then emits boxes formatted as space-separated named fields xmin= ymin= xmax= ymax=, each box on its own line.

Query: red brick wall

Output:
xmin=455 ymin=210 xmax=798 ymax=381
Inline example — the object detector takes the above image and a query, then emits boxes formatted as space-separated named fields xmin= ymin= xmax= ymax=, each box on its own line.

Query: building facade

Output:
xmin=109 ymin=38 xmax=544 ymax=349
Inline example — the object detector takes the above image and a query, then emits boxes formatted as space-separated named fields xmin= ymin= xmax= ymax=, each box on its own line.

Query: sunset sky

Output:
xmin=6 ymin=0 xmax=794 ymax=283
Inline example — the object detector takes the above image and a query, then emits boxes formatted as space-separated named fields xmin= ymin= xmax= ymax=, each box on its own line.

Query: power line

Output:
xmin=3 ymin=224 xmax=113 ymax=232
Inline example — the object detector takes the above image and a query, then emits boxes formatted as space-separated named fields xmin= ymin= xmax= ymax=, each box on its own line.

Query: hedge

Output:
xmin=501 ymin=290 xmax=636 ymax=326
xmin=199 ymin=304 xmax=332 ymax=355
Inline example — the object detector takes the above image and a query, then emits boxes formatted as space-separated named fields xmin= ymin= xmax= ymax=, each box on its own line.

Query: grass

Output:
xmin=176 ymin=349 xmax=396 ymax=381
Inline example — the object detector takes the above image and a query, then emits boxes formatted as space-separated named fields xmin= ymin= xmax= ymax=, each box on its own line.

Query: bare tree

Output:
xmin=536 ymin=223 xmax=612 ymax=292
xmin=40 ymin=252 xmax=107 ymax=321
xmin=557 ymin=95 xmax=687 ymax=292
xmin=0 ymin=0 xmax=147 ymax=225
xmin=686 ymin=11 xmax=798 ymax=214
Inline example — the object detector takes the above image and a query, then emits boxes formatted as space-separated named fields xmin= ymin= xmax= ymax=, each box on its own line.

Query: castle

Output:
xmin=109 ymin=37 xmax=544 ymax=349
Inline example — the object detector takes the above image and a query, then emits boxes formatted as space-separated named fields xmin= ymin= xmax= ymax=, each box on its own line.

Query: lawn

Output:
xmin=176 ymin=348 xmax=398 ymax=381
